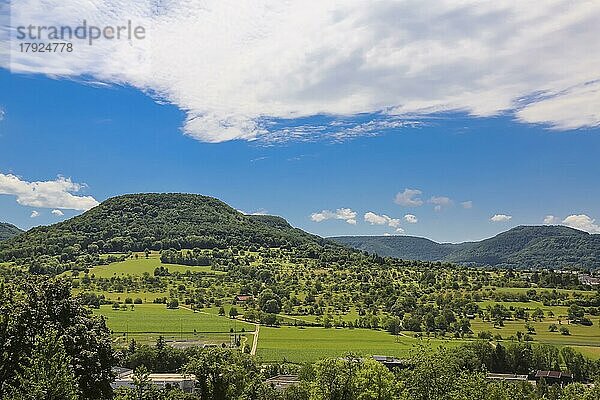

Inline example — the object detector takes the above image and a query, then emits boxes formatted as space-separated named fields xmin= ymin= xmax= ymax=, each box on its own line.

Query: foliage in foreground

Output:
xmin=0 ymin=278 xmax=114 ymax=399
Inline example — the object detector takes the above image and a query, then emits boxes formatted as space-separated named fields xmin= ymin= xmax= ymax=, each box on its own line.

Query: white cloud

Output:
xmin=543 ymin=215 xmax=559 ymax=224
xmin=491 ymin=214 xmax=512 ymax=222
xmin=562 ymin=214 xmax=600 ymax=233
xmin=51 ymin=209 xmax=65 ymax=216
xmin=0 ymin=172 xmax=99 ymax=211
xmin=429 ymin=196 xmax=453 ymax=211
xmin=30 ymin=210 xmax=40 ymax=218
xmin=364 ymin=212 xmax=401 ymax=228
xmin=394 ymin=189 xmax=423 ymax=207
xmin=0 ymin=108 xmax=4 ymax=121
xmin=6 ymin=1 xmax=600 ymax=142
xmin=461 ymin=201 xmax=473 ymax=209
xmin=395 ymin=227 xmax=405 ymax=234
xmin=311 ymin=208 xmax=357 ymax=225
xmin=403 ymin=214 xmax=418 ymax=224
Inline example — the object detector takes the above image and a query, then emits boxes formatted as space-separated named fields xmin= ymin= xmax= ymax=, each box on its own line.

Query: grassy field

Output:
xmin=88 ymin=253 xmax=218 ymax=278
xmin=257 ymin=326 xmax=461 ymax=363
xmin=94 ymin=304 xmax=255 ymax=334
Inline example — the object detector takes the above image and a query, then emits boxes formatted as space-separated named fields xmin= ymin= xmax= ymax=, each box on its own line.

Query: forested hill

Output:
xmin=0 ymin=193 xmax=333 ymax=264
xmin=328 ymin=235 xmax=459 ymax=261
xmin=332 ymin=225 xmax=600 ymax=269
xmin=0 ymin=222 xmax=23 ymax=241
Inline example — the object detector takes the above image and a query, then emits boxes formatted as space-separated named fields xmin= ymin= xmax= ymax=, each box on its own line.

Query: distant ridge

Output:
xmin=0 ymin=222 xmax=23 ymax=241
xmin=332 ymin=225 xmax=600 ymax=269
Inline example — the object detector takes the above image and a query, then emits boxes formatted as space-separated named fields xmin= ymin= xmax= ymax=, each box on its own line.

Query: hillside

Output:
xmin=329 ymin=235 xmax=459 ymax=261
xmin=0 ymin=222 xmax=23 ymax=241
xmin=332 ymin=225 xmax=600 ymax=269
xmin=0 ymin=193 xmax=332 ymax=264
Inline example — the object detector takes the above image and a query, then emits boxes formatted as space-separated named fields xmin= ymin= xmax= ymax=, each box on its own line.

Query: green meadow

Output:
xmin=87 ymin=252 xmax=219 ymax=278
xmin=94 ymin=304 xmax=255 ymax=334
xmin=256 ymin=326 xmax=461 ymax=363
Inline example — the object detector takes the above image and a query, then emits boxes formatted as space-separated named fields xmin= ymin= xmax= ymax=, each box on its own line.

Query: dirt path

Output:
xmin=251 ymin=323 xmax=260 ymax=355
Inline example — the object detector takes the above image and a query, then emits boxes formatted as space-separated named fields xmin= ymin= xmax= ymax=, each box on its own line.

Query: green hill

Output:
xmin=328 ymin=235 xmax=459 ymax=261
xmin=0 ymin=222 xmax=23 ymax=241
xmin=0 ymin=193 xmax=331 ymax=265
xmin=332 ymin=225 xmax=600 ymax=269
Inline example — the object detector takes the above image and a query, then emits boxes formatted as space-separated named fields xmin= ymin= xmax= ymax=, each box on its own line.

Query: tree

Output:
xmin=167 ymin=298 xmax=179 ymax=309
xmin=568 ymin=304 xmax=585 ymax=322
xmin=354 ymin=358 xmax=401 ymax=400
xmin=0 ymin=278 xmax=114 ymax=399
xmin=561 ymin=347 xmax=588 ymax=381
xmin=264 ymin=299 xmax=281 ymax=314
xmin=311 ymin=354 xmax=362 ymax=400
xmin=4 ymin=330 xmax=78 ymax=400
xmin=229 ymin=307 xmax=239 ymax=318
xmin=185 ymin=348 xmax=260 ymax=400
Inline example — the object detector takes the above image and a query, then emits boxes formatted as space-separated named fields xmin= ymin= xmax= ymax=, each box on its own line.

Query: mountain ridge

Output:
xmin=0 ymin=222 xmax=23 ymax=241
xmin=331 ymin=225 xmax=600 ymax=269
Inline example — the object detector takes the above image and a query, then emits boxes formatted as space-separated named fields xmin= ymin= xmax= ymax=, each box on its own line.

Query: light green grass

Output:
xmin=94 ymin=304 xmax=255 ymax=334
xmin=470 ymin=319 xmax=600 ymax=347
xmin=88 ymin=254 xmax=218 ymax=278
xmin=257 ymin=326 xmax=461 ymax=363
xmin=83 ymin=291 xmax=170 ymax=302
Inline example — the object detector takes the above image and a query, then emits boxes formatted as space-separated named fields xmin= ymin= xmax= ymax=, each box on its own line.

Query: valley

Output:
xmin=2 ymin=193 xmax=600 ymax=399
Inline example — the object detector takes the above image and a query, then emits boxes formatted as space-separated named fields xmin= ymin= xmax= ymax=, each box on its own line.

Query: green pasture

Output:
xmin=257 ymin=326 xmax=461 ymax=363
xmin=88 ymin=253 xmax=218 ymax=278
xmin=83 ymin=290 xmax=170 ymax=303
xmin=470 ymin=319 xmax=600 ymax=347
xmin=94 ymin=304 xmax=255 ymax=334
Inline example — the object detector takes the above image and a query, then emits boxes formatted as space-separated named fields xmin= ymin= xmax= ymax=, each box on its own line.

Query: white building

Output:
xmin=112 ymin=368 xmax=196 ymax=393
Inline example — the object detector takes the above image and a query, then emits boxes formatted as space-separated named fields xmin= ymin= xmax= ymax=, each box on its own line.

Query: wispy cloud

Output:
xmin=394 ymin=189 xmax=423 ymax=207
xmin=6 ymin=1 xmax=600 ymax=142
xmin=429 ymin=196 xmax=453 ymax=211
xmin=461 ymin=201 xmax=473 ymax=209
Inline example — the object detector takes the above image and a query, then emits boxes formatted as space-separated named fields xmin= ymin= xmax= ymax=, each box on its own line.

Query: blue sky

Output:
xmin=1 ymin=1 xmax=600 ymax=242
xmin=1 ymin=68 xmax=599 ymax=242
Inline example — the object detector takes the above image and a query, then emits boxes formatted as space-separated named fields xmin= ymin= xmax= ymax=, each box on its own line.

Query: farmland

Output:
xmin=72 ymin=251 xmax=600 ymax=362
xmin=256 ymin=325 xmax=461 ymax=363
